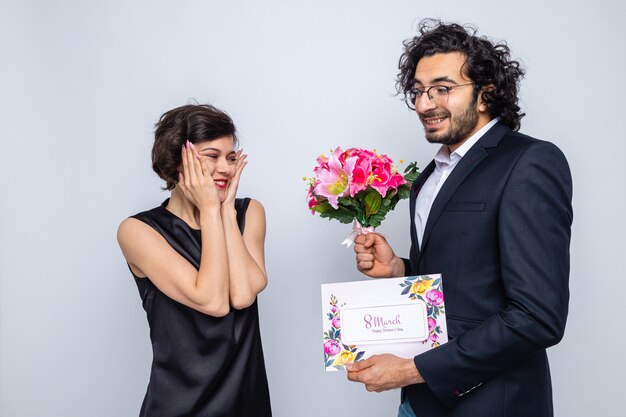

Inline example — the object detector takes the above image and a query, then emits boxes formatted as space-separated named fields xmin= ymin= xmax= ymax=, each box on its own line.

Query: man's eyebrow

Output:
xmin=432 ymin=76 xmax=461 ymax=84
xmin=413 ymin=76 xmax=461 ymax=85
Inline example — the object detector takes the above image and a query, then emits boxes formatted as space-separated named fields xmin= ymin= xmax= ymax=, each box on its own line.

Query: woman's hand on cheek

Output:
xmin=223 ymin=150 xmax=247 ymax=209
xmin=178 ymin=141 xmax=221 ymax=211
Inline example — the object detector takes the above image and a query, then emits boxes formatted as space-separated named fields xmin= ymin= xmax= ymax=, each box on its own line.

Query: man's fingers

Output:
xmin=356 ymin=252 xmax=374 ymax=270
xmin=355 ymin=233 xmax=377 ymax=248
xmin=357 ymin=261 xmax=373 ymax=272
xmin=356 ymin=252 xmax=374 ymax=262
xmin=354 ymin=234 xmax=367 ymax=245
xmin=362 ymin=233 xmax=379 ymax=248
xmin=353 ymin=243 xmax=373 ymax=254
xmin=347 ymin=358 xmax=372 ymax=372
xmin=357 ymin=252 xmax=374 ymax=263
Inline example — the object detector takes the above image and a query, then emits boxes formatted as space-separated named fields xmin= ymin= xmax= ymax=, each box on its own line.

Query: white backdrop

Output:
xmin=1 ymin=1 xmax=625 ymax=416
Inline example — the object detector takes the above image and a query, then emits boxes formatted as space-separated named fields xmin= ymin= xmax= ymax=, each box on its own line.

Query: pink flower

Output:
xmin=430 ymin=332 xmax=439 ymax=342
xmin=428 ymin=317 xmax=437 ymax=331
xmin=332 ymin=316 xmax=341 ymax=329
xmin=307 ymin=188 xmax=318 ymax=213
xmin=330 ymin=305 xmax=338 ymax=313
xmin=343 ymin=148 xmax=377 ymax=197
xmin=314 ymin=154 xmax=329 ymax=173
xmin=369 ymin=159 xmax=407 ymax=197
xmin=313 ymin=147 xmax=357 ymax=209
xmin=349 ymin=160 xmax=372 ymax=196
xmin=324 ymin=339 xmax=341 ymax=356
xmin=425 ymin=289 xmax=444 ymax=306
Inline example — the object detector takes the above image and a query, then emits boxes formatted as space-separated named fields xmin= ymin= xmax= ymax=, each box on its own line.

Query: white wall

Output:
xmin=1 ymin=1 xmax=624 ymax=416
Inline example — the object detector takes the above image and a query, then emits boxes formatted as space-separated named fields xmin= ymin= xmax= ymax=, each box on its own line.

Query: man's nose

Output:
xmin=415 ymin=93 xmax=436 ymax=114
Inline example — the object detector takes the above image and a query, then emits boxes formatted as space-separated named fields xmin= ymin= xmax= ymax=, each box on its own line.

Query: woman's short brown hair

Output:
xmin=152 ymin=104 xmax=238 ymax=190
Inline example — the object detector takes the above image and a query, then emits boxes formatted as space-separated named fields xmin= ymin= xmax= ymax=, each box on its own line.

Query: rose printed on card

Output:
xmin=399 ymin=275 xmax=446 ymax=349
xmin=321 ymin=274 xmax=448 ymax=371
xmin=322 ymin=294 xmax=366 ymax=370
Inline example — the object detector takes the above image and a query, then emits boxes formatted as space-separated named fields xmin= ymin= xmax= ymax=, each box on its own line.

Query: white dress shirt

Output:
xmin=414 ymin=118 xmax=499 ymax=248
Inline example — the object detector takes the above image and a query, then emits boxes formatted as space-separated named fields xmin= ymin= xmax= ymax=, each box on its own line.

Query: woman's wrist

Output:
xmin=220 ymin=204 xmax=237 ymax=218
xmin=198 ymin=205 xmax=222 ymax=224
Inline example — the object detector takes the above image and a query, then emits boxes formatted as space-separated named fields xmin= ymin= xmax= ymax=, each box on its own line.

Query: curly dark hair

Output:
xmin=152 ymin=104 xmax=238 ymax=190
xmin=397 ymin=19 xmax=525 ymax=131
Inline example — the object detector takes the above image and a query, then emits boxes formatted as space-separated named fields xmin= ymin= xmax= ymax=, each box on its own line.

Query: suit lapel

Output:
xmin=409 ymin=161 xmax=435 ymax=261
xmin=419 ymin=122 xmax=511 ymax=255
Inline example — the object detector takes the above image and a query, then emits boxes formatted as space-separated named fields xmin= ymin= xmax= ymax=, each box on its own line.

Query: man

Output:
xmin=347 ymin=20 xmax=572 ymax=417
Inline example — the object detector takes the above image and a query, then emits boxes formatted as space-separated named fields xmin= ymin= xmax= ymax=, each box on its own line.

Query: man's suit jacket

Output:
xmin=402 ymin=122 xmax=573 ymax=417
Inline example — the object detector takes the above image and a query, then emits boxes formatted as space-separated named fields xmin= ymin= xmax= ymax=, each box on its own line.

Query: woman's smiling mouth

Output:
xmin=213 ymin=179 xmax=228 ymax=189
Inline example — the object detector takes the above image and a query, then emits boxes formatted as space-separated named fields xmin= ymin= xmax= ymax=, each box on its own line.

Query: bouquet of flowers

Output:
xmin=306 ymin=147 xmax=419 ymax=246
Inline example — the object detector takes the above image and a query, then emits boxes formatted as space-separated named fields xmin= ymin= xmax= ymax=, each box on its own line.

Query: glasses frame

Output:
xmin=408 ymin=82 xmax=475 ymax=109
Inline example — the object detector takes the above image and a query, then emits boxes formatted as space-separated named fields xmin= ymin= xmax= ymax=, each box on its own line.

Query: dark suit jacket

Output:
xmin=402 ymin=122 xmax=573 ymax=417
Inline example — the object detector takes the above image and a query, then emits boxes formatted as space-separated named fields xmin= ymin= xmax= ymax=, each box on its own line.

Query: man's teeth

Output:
xmin=425 ymin=117 xmax=446 ymax=125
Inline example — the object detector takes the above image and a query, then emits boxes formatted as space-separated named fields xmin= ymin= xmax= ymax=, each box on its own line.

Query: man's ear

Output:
xmin=478 ymin=84 xmax=496 ymax=112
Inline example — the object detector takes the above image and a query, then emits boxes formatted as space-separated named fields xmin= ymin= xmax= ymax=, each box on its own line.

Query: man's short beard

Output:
xmin=424 ymin=100 xmax=480 ymax=146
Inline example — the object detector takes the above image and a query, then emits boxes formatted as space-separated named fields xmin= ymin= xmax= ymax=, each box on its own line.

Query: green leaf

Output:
xmin=364 ymin=191 xmax=382 ymax=217
xmin=319 ymin=206 xmax=356 ymax=224
xmin=397 ymin=184 xmax=410 ymax=200
xmin=403 ymin=162 xmax=421 ymax=184
xmin=312 ymin=202 xmax=333 ymax=213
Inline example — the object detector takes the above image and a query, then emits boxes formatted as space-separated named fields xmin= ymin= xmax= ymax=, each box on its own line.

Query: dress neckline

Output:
xmin=158 ymin=198 xmax=202 ymax=232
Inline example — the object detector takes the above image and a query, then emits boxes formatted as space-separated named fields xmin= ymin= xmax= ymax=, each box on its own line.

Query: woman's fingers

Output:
xmin=182 ymin=144 xmax=192 ymax=187
xmin=186 ymin=142 xmax=200 ymax=185
xmin=189 ymin=142 xmax=205 ymax=180
xmin=234 ymin=152 xmax=248 ymax=180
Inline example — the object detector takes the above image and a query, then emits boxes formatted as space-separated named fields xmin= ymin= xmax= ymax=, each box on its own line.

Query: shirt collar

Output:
xmin=434 ymin=117 xmax=500 ymax=168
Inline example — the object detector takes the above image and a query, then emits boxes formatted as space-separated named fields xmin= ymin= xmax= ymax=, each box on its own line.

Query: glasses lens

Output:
xmin=408 ymin=89 xmax=418 ymax=109
xmin=429 ymin=86 xmax=449 ymax=105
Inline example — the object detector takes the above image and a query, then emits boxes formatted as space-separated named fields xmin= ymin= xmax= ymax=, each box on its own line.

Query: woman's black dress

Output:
xmin=130 ymin=198 xmax=271 ymax=417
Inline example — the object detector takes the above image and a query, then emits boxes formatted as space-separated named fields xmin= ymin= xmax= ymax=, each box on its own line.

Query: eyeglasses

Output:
xmin=408 ymin=83 xmax=474 ymax=108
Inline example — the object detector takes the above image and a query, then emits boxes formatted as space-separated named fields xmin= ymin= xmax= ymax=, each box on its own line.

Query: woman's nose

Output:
xmin=216 ymin=157 xmax=230 ymax=174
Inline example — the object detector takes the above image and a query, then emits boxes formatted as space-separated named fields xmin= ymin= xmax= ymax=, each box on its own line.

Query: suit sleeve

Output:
xmin=413 ymin=141 xmax=573 ymax=408
xmin=402 ymin=257 xmax=413 ymax=276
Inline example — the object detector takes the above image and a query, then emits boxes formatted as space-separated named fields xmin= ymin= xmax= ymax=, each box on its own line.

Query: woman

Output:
xmin=117 ymin=104 xmax=271 ymax=416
